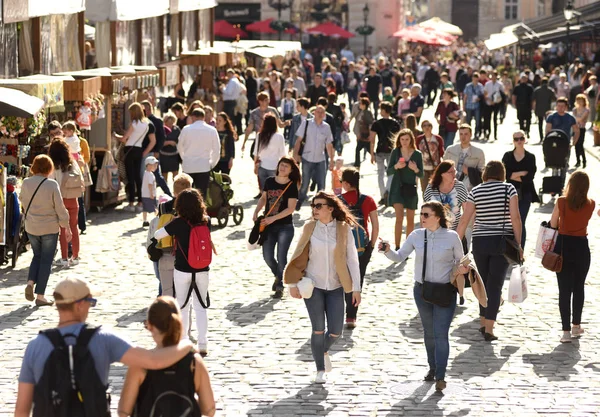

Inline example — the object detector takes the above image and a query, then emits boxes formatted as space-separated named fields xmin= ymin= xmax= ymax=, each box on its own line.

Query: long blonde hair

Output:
xmin=129 ymin=102 xmax=147 ymax=123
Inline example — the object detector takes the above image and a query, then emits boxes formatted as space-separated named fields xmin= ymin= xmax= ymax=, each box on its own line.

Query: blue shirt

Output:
xmin=385 ymin=228 xmax=464 ymax=284
xmin=297 ymin=119 xmax=333 ymax=163
xmin=19 ymin=323 xmax=131 ymax=385
xmin=464 ymin=82 xmax=484 ymax=110
xmin=409 ymin=94 xmax=425 ymax=113
xmin=546 ymin=112 xmax=577 ymax=137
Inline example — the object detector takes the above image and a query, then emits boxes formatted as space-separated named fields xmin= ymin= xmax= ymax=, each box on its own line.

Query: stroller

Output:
xmin=1 ymin=185 xmax=29 ymax=268
xmin=539 ymin=129 xmax=570 ymax=204
xmin=205 ymin=171 xmax=244 ymax=227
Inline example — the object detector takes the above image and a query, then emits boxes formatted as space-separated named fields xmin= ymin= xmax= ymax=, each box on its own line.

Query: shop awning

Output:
xmin=0 ymin=87 xmax=45 ymax=118
xmin=234 ymin=40 xmax=301 ymax=55
xmin=170 ymin=0 xmax=217 ymax=13
xmin=85 ymin=0 xmax=170 ymax=22
xmin=484 ymin=31 xmax=519 ymax=50
xmin=393 ymin=26 xmax=452 ymax=46
xmin=28 ymin=0 xmax=85 ymax=18
xmin=306 ymin=22 xmax=355 ymax=38
xmin=0 ymin=76 xmax=66 ymax=110
xmin=418 ymin=17 xmax=463 ymax=36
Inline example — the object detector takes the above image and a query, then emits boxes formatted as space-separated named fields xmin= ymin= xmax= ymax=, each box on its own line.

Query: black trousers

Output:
xmin=517 ymin=108 xmax=532 ymax=136
xmin=555 ymin=235 xmax=590 ymax=331
xmin=575 ymin=131 xmax=586 ymax=165
xmin=472 ymin=235 xmax=510 ymax=321
xmin=537 ymin=114 xmax=545 ymax=142
xmin=354 ymin=140 xmax=371 ymax=167
xmin=124 ymin=146 xmax=143 ymax=203
xmin=213 ymin=160 xmax=231 ymax=175
xmin=188 ymin=172 xmax=210 ymax=199
xmin=345 ymin=241 xmax=373 ymax=319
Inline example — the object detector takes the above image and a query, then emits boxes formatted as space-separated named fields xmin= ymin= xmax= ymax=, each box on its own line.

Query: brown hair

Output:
xmin=257 ymin=91 xmax=269 ymax=102
xmin=62 ymin=121 xmax=79 ymax=135
xmin=556 ymin=97 xmax=569 ymax=106
xmin=190 ymin=108 xmax=205 ymax=119
xmin=458 ymin=123 xmax=472 ymax=134
xmin=404 ymin=114 xmax=419 ymax=135
xmin=48 ymin=139 xmax=74 ymax=173
xmin=175 ymin=188 xmax=208 ymax=225
xmin=421 ymin=201 xmax=450 ymax=228
xmin=482 ymin=160 xmax=506 ymax=182
xmin=173 ymin=173 xmax=193 ymax=196
xmin=359 ymin=97 xmax=370 ymax=108
xmin=564 ymin=170 xmax=590 ymax=211
xmin=48 ymin=120 xmax=62 ymax=131
xmin=442 ymin=88 xmax=456 ymax=99
xmin=430 ymin=160 xmax=455 ymax=189
xmin=379 ymin=101 xmax=392 ymax=114
xmin=276 ymin=157 xmax=302 ymax=187
xmin=147 ymin=296 xmax=182 ymax=347
xmin=128 ymin=103 xmax=145 ymax=122
xmin=217 ymin=112 xmax=237 ymax=140
xmin=257 ymin=113 xmax=278 ymax=152
xmin=312 ymin=191 xmax=358 ymax=227
xmin=395 ymin=128 xmax=416 ymax=150
xmin=30 ymin=154 xmax=54 ymax=175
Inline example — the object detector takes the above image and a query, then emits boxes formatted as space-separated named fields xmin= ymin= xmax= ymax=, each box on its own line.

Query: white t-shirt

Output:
xmin=64 ymin=135 xmax=81 ymax=154
xmin=142 ymin=170 xmax=156 ymax=198
xmin=127 ymin=121 xmax=149 ymax=147
xmin=257 ymin=132 xmax=286 ymax=170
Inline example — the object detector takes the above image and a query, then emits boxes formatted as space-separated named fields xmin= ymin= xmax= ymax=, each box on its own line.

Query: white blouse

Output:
xmin=257 ymin=132 xmax=286 ymax=170
xmin=304 ymin=220 xmax=361 ymax=292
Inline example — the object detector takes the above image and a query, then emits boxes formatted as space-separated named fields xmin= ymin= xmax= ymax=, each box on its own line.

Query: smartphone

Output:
xmin=378 ymin=240 xmax=389 ymax=253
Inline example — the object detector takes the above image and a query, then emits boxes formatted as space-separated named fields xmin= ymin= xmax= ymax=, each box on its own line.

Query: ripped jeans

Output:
xmin=304 ymin=287 xmax=344 ymax=371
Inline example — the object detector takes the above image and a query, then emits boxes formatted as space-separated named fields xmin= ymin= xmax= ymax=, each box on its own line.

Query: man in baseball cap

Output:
xmin=15 ymin=277 xmax=194 ymax=417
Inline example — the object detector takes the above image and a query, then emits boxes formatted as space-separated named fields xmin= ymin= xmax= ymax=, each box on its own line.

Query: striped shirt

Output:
xmin=467 ymin=181 xmax=517 ymax=237
xmin=424 ymin=180 xmax=469 ymax=230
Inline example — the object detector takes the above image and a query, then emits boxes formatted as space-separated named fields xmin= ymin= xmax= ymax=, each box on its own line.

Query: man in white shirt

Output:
xmin=482 ymin=71 xmax=505 ymax=140
xmin=221 ymin=68 xmax=245 ymax=126
xmin=177 ymin=108 xmax=220 ymax=198
xmin=293 ymin=105 xmax=335 ymax=209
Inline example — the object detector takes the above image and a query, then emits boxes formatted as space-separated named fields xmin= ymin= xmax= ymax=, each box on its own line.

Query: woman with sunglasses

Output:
xmin=118 ymin=296 xmax=216 ymax=417
xmin=379 ymin=201 xmax=467 ymax=392
xmin=284 ymin=191 xmax=361 ymax=384
xmin=501 ymin=130 xmax=539 ymax=248
xmin=387 ymin=128 xmax=423 ymax=250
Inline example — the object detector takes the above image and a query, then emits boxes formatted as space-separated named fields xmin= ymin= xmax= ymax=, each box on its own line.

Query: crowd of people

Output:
xmin=13 ymin=41 xmax=600 ymax=415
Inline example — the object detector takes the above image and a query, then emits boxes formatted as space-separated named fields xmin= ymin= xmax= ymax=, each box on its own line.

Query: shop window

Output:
xmin=505 ymin=0 xmax=518 ymax=20
xmin=0 ymin=22 xmax=19 ymax=78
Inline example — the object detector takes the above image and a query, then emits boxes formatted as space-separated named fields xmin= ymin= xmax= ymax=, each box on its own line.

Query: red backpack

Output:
xmin=178 ymin=221 xmax=213 ymax=270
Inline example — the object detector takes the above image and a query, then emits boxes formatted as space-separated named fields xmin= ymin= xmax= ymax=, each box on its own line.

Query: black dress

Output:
xmin=160 ymin=126 xmax=181 ymax=173
xmin=502 ymin=150 xmax=540 ymax=203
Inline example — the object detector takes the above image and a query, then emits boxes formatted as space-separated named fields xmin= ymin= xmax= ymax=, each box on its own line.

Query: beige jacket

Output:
xmin=451 ymin=264 xmax=488 ymax=308
xmin=283 ymin=220 xmax=355 ymax=293
xmin=20 ymin=175 xmax=69 ymax=236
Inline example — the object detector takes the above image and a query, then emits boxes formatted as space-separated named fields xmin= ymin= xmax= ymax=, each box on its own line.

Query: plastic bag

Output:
xmin=341 ymin=131 xmax=351 ymax=145
xmin=535 ymin=222 xmax=557 ymax=259
xmin=508 ymin=265 xmax=528 ymax=303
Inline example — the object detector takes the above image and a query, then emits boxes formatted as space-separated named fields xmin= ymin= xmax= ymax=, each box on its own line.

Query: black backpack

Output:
xmin=33 ymin=324 xmax=110 ymax=417
xmin=134 ymin=352 xmax=201 ymax=417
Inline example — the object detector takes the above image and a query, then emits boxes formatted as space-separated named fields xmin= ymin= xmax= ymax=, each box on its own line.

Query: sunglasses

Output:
xmin=513 ymin=136 xmax=525 ymax=141
xmin=310 ymin=203 xmax=329 ymax=210
xmin=420 ymin=212 xmax=433 ymax=219
xmin=76 ymin=297 xmax=97 ymax=307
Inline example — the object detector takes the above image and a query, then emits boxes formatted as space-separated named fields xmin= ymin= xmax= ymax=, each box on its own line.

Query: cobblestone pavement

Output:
xmin=1 ymin=105 xmax=600 ymax=417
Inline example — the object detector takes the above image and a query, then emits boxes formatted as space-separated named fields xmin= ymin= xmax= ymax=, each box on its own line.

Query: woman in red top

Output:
xmin=550 ymin=171 xmax=595 ymax=343
xmin=340 ymin=168 xmax=379 ymax=328
xmin=435 ymin=89 xmax=460 ymax=149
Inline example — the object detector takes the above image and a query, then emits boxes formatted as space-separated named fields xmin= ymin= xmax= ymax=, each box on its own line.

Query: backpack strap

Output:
xmin=77 ymin=324 xmax=101 ymax=349
xmin=40 ymin=328 xmax=67 ymax=349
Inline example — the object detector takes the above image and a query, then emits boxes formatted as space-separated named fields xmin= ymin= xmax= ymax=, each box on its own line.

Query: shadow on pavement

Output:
xmin=387 ymin=382 xmax=444 ymax=416
xmin=0 ymin=305 xmax=36 ymax=332
xmin=295 ymin=332 xmax=355 ymax=363
xmin=223 ymin=297 xmax=281 ymax=327
xmin=246 ymin=385 xmax=334 ymax=416
xmin=399 ymin=313 xmax=423 ymax=340
xmin=0 ymin=267 xmax=28 ymax=288
xmin=522 ymin=344 xmax=581 ymax=380
xmin=116 ymin=308 xmax=147 ymax=327
xmin=369 ymin=261 xmax=406 ymax=284
xmin=225 ymin=230 xmax=245 ymax=240
xmin=120 ymin=227 xmax=146 ymax=237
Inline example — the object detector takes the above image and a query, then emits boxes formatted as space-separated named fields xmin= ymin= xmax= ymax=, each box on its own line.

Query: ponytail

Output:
xmin=147 ymin=296 xmax=183 ymax=347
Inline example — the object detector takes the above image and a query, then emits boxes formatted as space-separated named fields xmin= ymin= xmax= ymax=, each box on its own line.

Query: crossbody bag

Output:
xmin=421 ymin=230 xmax=457 ymax=307
xmin=297 ymin=120 xmax=309 ymax=157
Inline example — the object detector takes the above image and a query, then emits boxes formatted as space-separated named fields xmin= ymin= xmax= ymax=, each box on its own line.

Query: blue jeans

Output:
xmin=518 ymin=194 xmax=532 ymax=248
xmin=258 ymin=167 xmax=276 ymax=191
xmin=413 ymin=283 xmax=456 ymax=380
xmin=153 ymin=261 xmax=162 ymax=296
xmin=298 ymin=158 xmax=327 ymax=207
xmin=347 ymin=88 xmax=358 ymax=107
xmin=443 ymin=131 xmax=457 ymax=149
xmin=304 ymin=287 xmax=345 ymax=371
xmin=27 ymin=233 xmax=59 ymax=295
xmin=262 ymin=223 xmax=295 ymax=284
xmin=465 ymin=108 xmax=481 ymax=136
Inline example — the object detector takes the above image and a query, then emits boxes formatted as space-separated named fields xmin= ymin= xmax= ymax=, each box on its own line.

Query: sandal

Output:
xmin=25 ymin=284 xmax=34 ymax=302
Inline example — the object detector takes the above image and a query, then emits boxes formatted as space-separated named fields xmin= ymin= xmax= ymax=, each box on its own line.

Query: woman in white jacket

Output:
xmin=254 ymin=113 xmax=286 ymax=192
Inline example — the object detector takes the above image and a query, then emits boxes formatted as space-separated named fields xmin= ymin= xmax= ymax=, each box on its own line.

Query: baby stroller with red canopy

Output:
xmin=539 ymin=129 xmax=570 ymax=204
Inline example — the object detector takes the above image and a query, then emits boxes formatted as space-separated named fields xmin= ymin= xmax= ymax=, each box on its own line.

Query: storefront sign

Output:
xmin=215 ymin=3 xmax=260 ymax=23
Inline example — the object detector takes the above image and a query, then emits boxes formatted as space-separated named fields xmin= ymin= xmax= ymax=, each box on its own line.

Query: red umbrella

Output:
xmin=214 ymin=20 xmax=248 ymax=39
xmin=306 ymin=21 xmax=355 ymax=38
xmin=421 ymin=26 xmax=456 ymax=44
xmin=246 ymin=18 xmax=297 ymax=34
xmin=392 ymin=27 xmax=437 ymax=44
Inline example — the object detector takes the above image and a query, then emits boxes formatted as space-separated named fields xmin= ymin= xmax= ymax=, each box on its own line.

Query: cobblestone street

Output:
xmin=1 ymin=105 xmax=599 ymax=416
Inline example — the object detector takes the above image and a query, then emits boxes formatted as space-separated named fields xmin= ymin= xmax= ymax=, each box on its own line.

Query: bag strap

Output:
xmin=422 ymin=136 xmax=436 ymax=168
xmin=77 ymin=324 xmax=101 ymax=349
xmin=422 ymin=231 xmax=428 ymax=283
xmin=40 ymin=328 xmax=66 ymax=348
xmin=501 ymin=185 xmax=508 ymax=237
xmin=264 ymin=181 xmax=293 ymax=217
xmin=123 ymin=123 xmax=149 ymax=159
xmin=301 ymin=119 xmax=309 ymax=146
xmin=24 ymin=178 xmax=48 ymax=220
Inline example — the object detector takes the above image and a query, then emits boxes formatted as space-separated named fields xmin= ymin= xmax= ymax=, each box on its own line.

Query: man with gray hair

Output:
xmin=409 ymin=84 xmax=425 ymax=122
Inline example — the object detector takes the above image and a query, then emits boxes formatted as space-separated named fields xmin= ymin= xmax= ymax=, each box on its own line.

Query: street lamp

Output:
xmin=564 ymin=0 xmax=574 ymax=62
xmin=363 ymin=3 xmax=370 ymax=56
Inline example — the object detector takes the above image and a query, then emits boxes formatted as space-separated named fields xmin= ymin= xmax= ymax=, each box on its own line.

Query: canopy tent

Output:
xmin=0 ymin=87 xmax=46 ymax=118
xmin=306 ymin=22 xmax=355 ymax=38
xmin=245 ymin=18 xmax=297 ymax=34
xmin=28 ymin=0 xmax=85 ymax=19
xmin=170 ymin=0 xmax=217 ymax=13
xmin=421 ymin=26 xmax=457 ymax=43
xmin=233 ymin=40 xmax=301 ymax=57
xmin=85 ymin=0 xmax=169 ymax=21
xmin=418 ymin=17 xmax=463 ymax=36
xmin=214 ymin=20 xmax=248 ymax=39
xmin=484 ymin=31 xmax=519 ymax=50
xmin=393 ymin=26 xmax=452 ymax=46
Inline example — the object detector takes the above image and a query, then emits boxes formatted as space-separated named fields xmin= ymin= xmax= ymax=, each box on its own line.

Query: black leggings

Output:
xmin=472 ymin=235 xmax=510 ymax=321
xmin=555 ymin=235 xmax=590 ymax=331
xmin=124 ymin=146 xmax=143 ymax=203
xmin=575 ymin=130 xmax=586 ymax=165
xmin=345 ymin=242 xmax=373 ymax=320
xmin=354 ymin=141 xmax=371 ymax=167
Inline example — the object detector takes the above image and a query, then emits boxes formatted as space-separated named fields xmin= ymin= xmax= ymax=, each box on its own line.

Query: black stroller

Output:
xmin=539 ymin=129 xmax=570 ymax=204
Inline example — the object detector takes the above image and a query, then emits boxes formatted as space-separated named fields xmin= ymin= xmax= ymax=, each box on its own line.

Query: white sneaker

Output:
xmin=70 ymin=257 xmax=80 ymax=266
xmin=324 ymin=353 xmax=332 ymax=373
xmin=54 ymin=259 xmax=70 ymax=268
xmin=313 ymin=371 xmax=326 ymax=384
xmin=560 ymin=331 xmax=572 ymax=343
xmin=572 ymin=326 xmax=585 ymax=338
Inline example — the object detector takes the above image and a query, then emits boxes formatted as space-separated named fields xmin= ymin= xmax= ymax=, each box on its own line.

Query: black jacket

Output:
xmin=502 ymin=150 xmax=540 ymax=203
xmin=306 ymin=84 xmax=328 ymax=107
xmin=148 ymin=114 xmax=165 ymax=152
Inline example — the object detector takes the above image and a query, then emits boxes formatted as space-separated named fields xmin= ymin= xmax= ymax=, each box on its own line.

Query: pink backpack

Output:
xmin=178 ymin=222 xmax=212 ymax=270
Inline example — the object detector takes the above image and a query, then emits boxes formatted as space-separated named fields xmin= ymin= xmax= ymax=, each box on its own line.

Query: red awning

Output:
xmin=246 ymin=18 xmax=296 ymax=34
xmin=306 ymin=21 xmax=355 ymax=38
xmin=214 ymin=20 xmax=248 ymax=39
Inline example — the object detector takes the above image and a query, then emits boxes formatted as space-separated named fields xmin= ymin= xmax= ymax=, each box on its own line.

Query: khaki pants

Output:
xmin=158 ymin=252 xmax=175 ymax=297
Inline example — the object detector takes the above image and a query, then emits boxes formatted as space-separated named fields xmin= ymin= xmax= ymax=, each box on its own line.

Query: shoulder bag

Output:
xmin=541 ymin=201 xmax=564 ymax=272
xmin=116 ymin=124 xmax=148 ymax=185
xmin=297 ymin=120 xmax=309 ymax=157
xmin=249 ymin=181 xmax=294 ymax=248
xmin=23 ymin=178 xmax=48 ymax=220
xmin=421 ymin=230 xmax=457 ymax=307
xmin=499 ymin=185 xmax=522 ymax=265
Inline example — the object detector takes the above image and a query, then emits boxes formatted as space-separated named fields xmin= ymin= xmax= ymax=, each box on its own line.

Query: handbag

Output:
xmin=79 ymin=160 xmax=93 ymax=187
xmin=421 ymin=231 xmax=457 ymax=307
xmin=297 ymin=119 xmax=309 ymax=157
xmin=401 ymin=183 xmax=417 ymax=198
xmin=499 ymin=186 xmax=522 ymax=265
xmin=541 ymin=207 xmax=564 ymax=272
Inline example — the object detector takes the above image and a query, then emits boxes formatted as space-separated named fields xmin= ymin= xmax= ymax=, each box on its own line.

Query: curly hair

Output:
xmin=312 ymin=191 xmax=358 ymax=227
xmin=174 ymin=189 xmax=208 ymax=225
xmin=48 ymin=139 xmax=74 ymax=173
